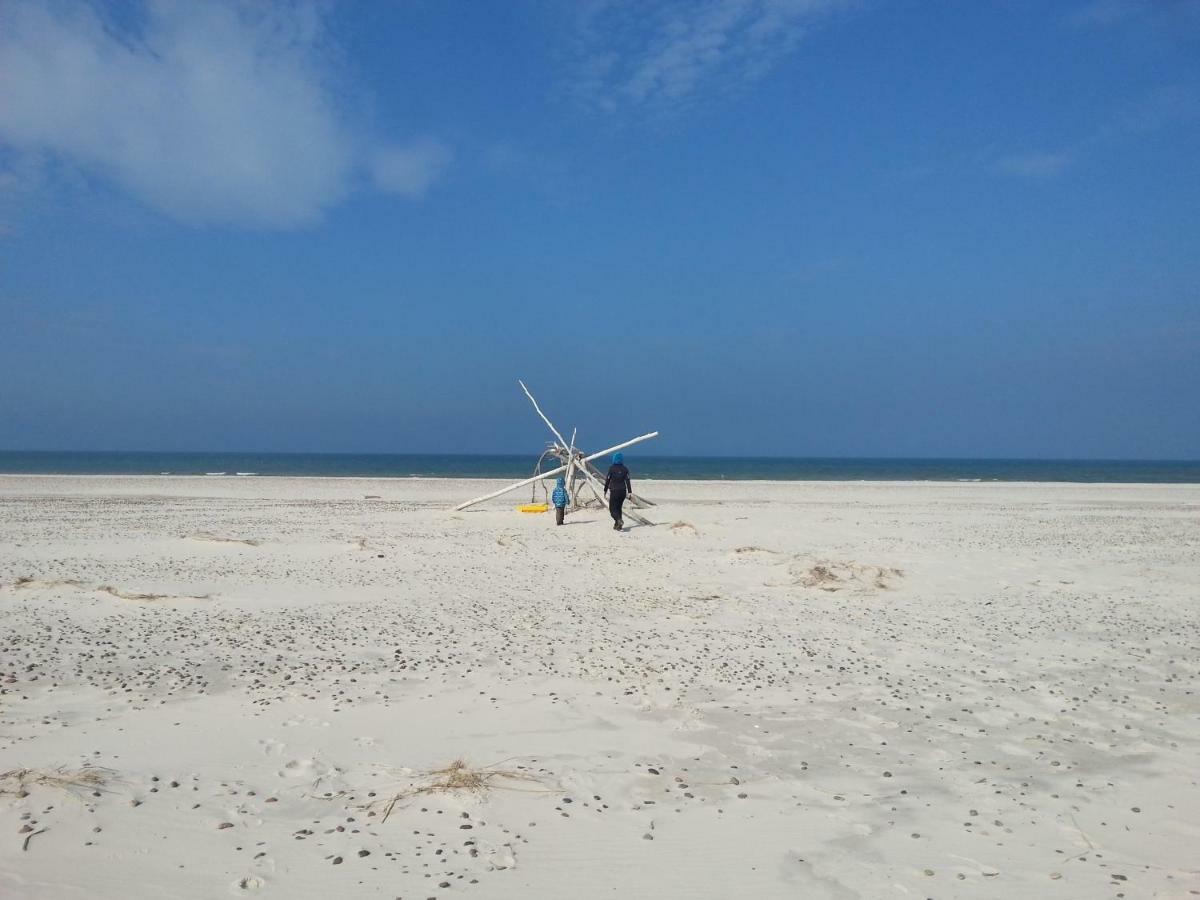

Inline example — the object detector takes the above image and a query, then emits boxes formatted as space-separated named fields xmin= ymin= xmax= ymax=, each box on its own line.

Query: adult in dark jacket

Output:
xmin=603 ymin=452 xmax=632 ymax=531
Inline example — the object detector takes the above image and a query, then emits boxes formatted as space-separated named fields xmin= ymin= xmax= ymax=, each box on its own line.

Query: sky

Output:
xmin=1 ymin=0 xmax=1198 ymax=459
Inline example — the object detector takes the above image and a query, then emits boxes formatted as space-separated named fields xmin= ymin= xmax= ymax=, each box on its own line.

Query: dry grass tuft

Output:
xmin=189 ymin=532 xmax=261 ymax=546
xmin=353 ymin=759 xmax=546 ymax=824
xmin=794 ymin=560 xmax=904 ymax=592
xmin=418 ymin=759 xmax=517 ymax=794
xmin=97 ymin=585 xmax=211 ymax=603
xmin=1 ymin=764 xmax=115 ymax=798
xmin=8 ymin=578 xmax=208 ymax=602
xmin=11 ymin=577 xmax=87 ymax=590
xmin=799 ymin=564 xmax=842 ymax=590
xmin=97 ymin=585 xmax=170 ymax=602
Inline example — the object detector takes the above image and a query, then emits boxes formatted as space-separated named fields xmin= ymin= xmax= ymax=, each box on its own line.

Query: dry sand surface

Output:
xmin=1 ymin=474 xmax=1198 ymax=899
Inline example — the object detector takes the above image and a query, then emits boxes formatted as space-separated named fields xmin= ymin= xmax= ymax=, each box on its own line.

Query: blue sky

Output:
xmin=1 ymin=0 xmax=1198 ymax=458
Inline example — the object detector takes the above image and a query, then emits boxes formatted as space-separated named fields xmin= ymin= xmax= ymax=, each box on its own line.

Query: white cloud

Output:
xmin=571 ymin=0 xmax=849 ymax=114
xmin=0 ymin=1 xmax=448 ymax=229
xmin=371 ymin=139 xmax=453 ymax=197
xmin=993 ymin=151 xmax=1073 ymax=179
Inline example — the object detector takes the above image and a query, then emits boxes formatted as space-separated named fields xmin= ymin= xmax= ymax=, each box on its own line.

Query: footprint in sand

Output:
xmin=278 ymin=759 xmax=318 ymax=779
xmin=354 ymin=736 xmax=376 ymax=748
xmin=673 ymin=707 xmax=708 ymax=732
xmin=281 ymin=714 xmax=330 ymax=728
xmin=485 ymin=844 xmax=517 ymax=871
xmin=227 ymin=808 xmax=263 ymax=828
xmin=233 ymin=875 xmax=265 ymax=892
xmin=277 ymin=758 xmax=341 ymax=788
xmin=257 ymin=738 xmax=285 ymax=757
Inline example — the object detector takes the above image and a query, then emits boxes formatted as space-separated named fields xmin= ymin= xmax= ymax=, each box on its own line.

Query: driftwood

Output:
xmin=454 ymin=431 xmax=658 ymax=511
xmin=564 ymin=427 xmax=578 ymax=507
xmin=454 ymin=381 xmax=660 ymax=524
xmin=517 ymin=381 xmax=652 ymax=525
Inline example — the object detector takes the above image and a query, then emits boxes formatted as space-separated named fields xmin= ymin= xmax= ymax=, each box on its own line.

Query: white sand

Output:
xmin=1 ymin=475 xmax=1198 ymax=898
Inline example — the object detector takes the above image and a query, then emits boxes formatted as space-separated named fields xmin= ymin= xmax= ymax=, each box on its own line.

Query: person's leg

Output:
xmin=556 ymin=506 xmax=564 ymax=525
xmin=611 ymin=490 xmax=626 ymax=529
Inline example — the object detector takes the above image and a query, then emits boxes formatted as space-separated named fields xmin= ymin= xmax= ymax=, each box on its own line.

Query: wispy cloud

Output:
xmin=991 ymin=83 xmax=1198 ymax=179
xmin=0 ymin=1 xmax=449 ymax=229
xmin=993 ymin=151 xmax=1073 ymax=179
xmin=570 ymin=0 xmax=850 ymax=115
xmin=370 ymin=139 xmax=453 ymax=197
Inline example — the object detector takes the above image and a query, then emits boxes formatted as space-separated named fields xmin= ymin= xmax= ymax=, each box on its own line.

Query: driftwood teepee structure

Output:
xmin=454 ymin=381 xmax=658 ymax=525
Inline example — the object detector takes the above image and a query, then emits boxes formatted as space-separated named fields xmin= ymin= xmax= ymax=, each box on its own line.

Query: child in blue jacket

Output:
xmin=551 ymin=476 xmax=569 ymax=526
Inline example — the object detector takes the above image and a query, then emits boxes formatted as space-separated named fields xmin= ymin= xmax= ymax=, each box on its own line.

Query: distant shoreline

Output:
xmin=1 ymin=451 xmax=1197 ymax=483
xmin=3 ymin=472 xmax=1199 ymax=487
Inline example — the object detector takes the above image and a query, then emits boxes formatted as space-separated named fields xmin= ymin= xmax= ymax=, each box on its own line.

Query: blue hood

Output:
xmin=556 ymin=476 xmax=565 ymax=487
xmin=612 ymin=452 xmax=624 ymax=465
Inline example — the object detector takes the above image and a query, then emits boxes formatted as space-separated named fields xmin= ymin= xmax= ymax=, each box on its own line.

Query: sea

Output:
xmin=0 ymin=451 xmax=1197 ymax=483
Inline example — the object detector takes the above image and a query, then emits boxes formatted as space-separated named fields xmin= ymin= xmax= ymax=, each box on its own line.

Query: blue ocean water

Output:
xmin=0 ymin=451 xmax=1197 ymax=482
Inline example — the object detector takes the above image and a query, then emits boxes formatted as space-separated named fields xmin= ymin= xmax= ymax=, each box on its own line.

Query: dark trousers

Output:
xmin=555 ymin=505 xmax=565 ymax=525
xmin=608 ymin=489 xmax=626 ymax=524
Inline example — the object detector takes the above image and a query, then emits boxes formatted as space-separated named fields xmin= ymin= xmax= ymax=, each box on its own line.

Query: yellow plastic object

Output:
xmin=518 ymin=503 xmax=549 ymax=513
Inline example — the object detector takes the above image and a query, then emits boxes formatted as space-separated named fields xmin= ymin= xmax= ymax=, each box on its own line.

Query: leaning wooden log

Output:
xmin=585 ymin=458 xmax=655 ymax=508
xmin=575 ymin=457 xmax=652 ymax=527
xmin=570 ymin=445 xmax=644 ymax=521
xmin=519 ymin=381 xmax=576 ymax=462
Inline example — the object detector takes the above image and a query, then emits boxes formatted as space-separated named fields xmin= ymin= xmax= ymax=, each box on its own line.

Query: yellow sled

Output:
xmin=518 ymin=503 xmax=549 ymax=513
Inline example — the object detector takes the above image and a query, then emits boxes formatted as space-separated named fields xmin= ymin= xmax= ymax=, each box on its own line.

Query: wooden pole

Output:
xmin=519 ymin=381 xmax=572 ymax=450
xmin=565 ymin=427 xmax=577 ymax=510
xmin=454 ymin=432 xmax=659 ymax=511
xmin=579 ymin=461 xmax=608 ymax=512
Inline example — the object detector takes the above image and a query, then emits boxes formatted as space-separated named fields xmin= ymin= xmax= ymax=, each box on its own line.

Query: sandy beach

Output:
xmin=1 ymin=475 xmax=1198 ymax=899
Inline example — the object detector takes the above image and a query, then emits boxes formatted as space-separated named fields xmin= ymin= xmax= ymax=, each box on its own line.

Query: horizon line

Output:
xmin=1 ymin=448 xmax=1197 ymax=465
